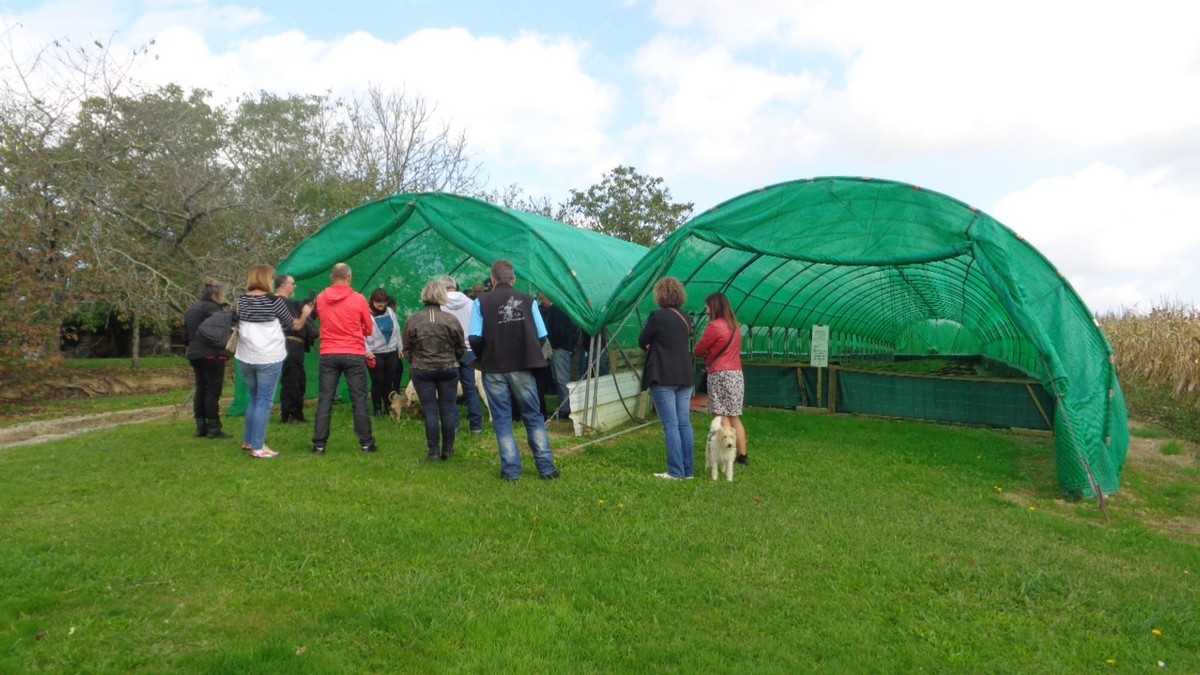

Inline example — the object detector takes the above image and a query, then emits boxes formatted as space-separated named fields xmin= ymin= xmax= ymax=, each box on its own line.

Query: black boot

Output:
xmin=194 ymin=418 xmax=207 ymax=438
xmin=206 ymin=418 xmax=233 ymax=440
xmin=427 ymin=447 xmax=440 ymax=461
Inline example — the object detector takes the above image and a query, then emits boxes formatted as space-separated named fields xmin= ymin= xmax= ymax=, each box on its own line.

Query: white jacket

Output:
xmin=365 ymin=307 xmax=402 ymax=354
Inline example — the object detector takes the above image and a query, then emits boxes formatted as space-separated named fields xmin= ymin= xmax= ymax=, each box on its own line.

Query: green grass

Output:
xmin=1121 ymin=379 xmax=1200 ymax=444
xmin=0 ymin=390 xmax=194 ymax=426
xmin=61 ymin=356 xmax=190 ymax=370
xmin=1161 ymin=441 xmax=1186 ymax=456
xmin=2 ymin=408 xmax=1198 ymax=672
xmin=1131 ymin=426 xmax=1171 ymax=440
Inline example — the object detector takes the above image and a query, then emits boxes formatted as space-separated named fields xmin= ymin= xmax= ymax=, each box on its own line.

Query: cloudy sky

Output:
xmin=4 ymin=0 xmax=1199 ymax=314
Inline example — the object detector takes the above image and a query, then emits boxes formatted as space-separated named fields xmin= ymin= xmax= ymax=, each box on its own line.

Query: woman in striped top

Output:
xmin=235 ymin=264 xmax=313 ymax=458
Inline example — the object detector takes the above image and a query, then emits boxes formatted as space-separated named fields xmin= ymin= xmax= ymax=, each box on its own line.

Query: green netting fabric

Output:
xmin=599 ymin=177 xmax=1127 ymax=497
xmin=227 ymin=180 xmax=1128 ymax=497
xmin=278 ymin=193 xmax=647 ymax=333
xmin=227 ymin=192 xmax=646 ymax=417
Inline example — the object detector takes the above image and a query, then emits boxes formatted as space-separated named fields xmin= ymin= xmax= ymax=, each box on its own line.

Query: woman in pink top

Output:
xmin=694 ymin=292 xmax=748 ymax=465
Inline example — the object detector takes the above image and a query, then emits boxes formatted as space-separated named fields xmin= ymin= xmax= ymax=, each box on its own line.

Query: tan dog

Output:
xmin=388 ymin=390 xmax=420 ymax=421
xmin=706 ymin=416 xmax=738 ymax=482
xmin=404 ymin=370 xmax=490 ymax=421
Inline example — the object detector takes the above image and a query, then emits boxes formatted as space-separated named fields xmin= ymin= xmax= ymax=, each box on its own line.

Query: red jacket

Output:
xmin=315 ymin=284 xmax=373 ymax=356
xmin=694 ymin=318 xmax=742 ymax=373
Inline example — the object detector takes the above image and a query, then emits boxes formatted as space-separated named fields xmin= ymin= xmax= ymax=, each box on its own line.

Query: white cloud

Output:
xmin=651 ymin=0 xmax=1200 ymax=158
xmin=6 ymin=10 xmax=621 ymax=200
xmin=992 ymin=164 xmax=1200 ymax=312
xmin=630 ymin=36 xmax=821 ymax=188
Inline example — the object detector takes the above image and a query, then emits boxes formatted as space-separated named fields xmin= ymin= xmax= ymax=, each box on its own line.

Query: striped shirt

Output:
xmin=236 ymin=294 xmax=293 ymax=324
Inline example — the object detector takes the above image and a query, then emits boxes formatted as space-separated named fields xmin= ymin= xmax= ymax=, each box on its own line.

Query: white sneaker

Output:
xmin=251 ymin=448 xmax=277 ymax=459
xmin=653 ymin=472 xmax=681 ymax=480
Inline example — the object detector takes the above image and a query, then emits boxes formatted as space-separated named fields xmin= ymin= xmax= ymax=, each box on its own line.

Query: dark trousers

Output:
xmin=313 ymin=354 xmax=374 ymax=448
xmin=280 ymin=341 xmax=307 ymax=421
xmin=411 ymin=368 xmax=460 ymax=458
xmin=190 ymin=357 xmax=226 ymax=420
xmin=369 ymin=351 xmax=399 ymax=414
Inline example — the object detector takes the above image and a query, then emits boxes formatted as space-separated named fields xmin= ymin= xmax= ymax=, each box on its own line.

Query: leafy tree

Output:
xmin=560 ymin=166 xmax=693 ymax=247
xmin=0 ymin=32 xmax=145 ymax=370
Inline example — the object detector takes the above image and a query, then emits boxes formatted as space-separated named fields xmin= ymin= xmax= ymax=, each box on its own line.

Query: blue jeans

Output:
xmin=482 ymin=371 xmax=556 ymax=479
xmin=650 ymin=385 xmax=695 ymax=478
xmin=458 ymin=352 xmax=484 ymax=432
xmin=549 ymin=348 xmax=572 ymax=417
xmin=313 ymin=354 xmax=374 ymax=448
xmin=239 ymin=359 xmax=283 ymax=450
xmin=412 ymin=368 xmax=460 ymax=458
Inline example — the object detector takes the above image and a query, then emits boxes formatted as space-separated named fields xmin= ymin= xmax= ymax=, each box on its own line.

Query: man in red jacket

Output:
xmin=311 ymin=262 xmax=377 ymax=454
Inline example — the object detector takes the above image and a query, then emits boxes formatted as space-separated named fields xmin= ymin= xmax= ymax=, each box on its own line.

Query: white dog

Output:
xmin=404 ymin=370 xmax=490 ymax=421
xmin=706 ymin=416 xmax=738 ymax=482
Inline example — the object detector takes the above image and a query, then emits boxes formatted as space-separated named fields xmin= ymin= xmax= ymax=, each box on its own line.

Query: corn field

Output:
xmin=1100 ymin=302 xmax=1200 ymax=398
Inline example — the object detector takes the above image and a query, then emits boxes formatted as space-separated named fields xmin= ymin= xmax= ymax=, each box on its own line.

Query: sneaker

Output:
xmin=362 ymin=442 xmax=378 ymax=453
xmin=735 ymin=455 xmax=749 ymax=466
xmin=653 ymin=472 xmax=682 ymax=480
xmin=539 ymin=469 xmax=561 ymax=480
xmin=241 ymin=444 xmax=252 ymax=452
xmin=501 ymin=475 xmax=519 ymax=482
xmin=311 ymin=445 xmax=326 ymax=455
xmin=250 ymin=448 xmax=276 ymax=459
xmin=259 ymin=445 xmax=279 ymax=458
xmin=470 ymin=428 xmax=483 ymax=435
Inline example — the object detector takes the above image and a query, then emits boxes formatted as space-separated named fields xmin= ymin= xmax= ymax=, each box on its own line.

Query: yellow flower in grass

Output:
xmin=1152 ymin=628 xmax=1162 ymax=636
xmin=598 ymin=499 xmax=605 ymax=506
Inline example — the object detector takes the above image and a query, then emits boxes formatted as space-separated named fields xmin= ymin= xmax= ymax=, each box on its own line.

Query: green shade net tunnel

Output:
xmin=227 ymin=192 xmax=646 ymax=414
xmin=229 ymin=178 xmax=1127 ymax=498
xmin=597 ymin=177 xmax=1127 ymax=498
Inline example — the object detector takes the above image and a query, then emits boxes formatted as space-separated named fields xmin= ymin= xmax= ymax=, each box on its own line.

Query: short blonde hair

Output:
xmin=653 ymin=277 xmax=686 ymax=309
xmin=421 ymin=280 xmax=449 ymax=306
xmin=246 ymin=264 xmax=275 ymax=293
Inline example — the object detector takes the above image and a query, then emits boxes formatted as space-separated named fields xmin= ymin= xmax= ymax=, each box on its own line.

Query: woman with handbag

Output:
xmin=694 ymin=292 xmax=747 ymax=465
xmin=639 ymin=277 xmax=695 ymax=480
xmin=183 ymin=277 xmax=232 ymax=440
xmin=235 ymin=264 xmax=313 ymax=458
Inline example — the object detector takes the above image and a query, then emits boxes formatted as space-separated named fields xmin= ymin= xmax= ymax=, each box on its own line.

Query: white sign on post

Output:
xmin=811 ymin=325 xmax=830 ymax=368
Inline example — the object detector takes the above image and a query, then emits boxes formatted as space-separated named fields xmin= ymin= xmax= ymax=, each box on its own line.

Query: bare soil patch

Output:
xmin=0 ymin=364 xmax=194 ymax=448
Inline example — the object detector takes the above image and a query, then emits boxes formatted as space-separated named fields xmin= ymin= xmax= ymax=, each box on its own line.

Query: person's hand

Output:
xmin=300 ymin=303 xmax=313 ymax=317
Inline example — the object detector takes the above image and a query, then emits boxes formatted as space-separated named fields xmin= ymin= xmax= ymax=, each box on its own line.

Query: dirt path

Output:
xmin=0 ymin=406 xmax=179 ymax=450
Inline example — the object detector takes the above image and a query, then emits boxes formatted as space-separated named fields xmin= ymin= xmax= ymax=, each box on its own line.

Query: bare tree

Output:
xmin=341 ymin=85 xmax=483 ymax=200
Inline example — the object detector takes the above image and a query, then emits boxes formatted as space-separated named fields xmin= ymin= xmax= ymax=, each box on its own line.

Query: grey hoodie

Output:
xmin=441 ymin=290 xmax=474 ymax=350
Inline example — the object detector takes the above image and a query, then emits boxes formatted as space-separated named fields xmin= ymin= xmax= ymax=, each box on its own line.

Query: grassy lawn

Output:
xmin=2 ymin=406 xmax=1197 ymax=672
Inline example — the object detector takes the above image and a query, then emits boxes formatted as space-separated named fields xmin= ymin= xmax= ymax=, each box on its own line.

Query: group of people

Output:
xmin=184 ymin=261 xmax=747 ymax=481
xmin=182 ymin=259 xmax=561 ymax=480
xmin=639 ymin=278 xmax=747 ymax=480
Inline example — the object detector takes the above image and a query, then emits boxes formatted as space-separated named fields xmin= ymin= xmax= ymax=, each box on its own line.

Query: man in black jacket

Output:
xmin=468 ymin=260 xmax=560 ymax=481
xmin=275 ymin=274 xmax=316 ymax=424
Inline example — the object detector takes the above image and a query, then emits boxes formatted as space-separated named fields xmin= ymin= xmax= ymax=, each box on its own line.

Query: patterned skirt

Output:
xmin=706 ymin=369 xmax=744 ymax=417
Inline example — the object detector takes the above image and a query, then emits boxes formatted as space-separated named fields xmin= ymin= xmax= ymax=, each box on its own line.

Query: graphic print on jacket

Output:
xmin=499 ymin=296 xmax=524 ymax=323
